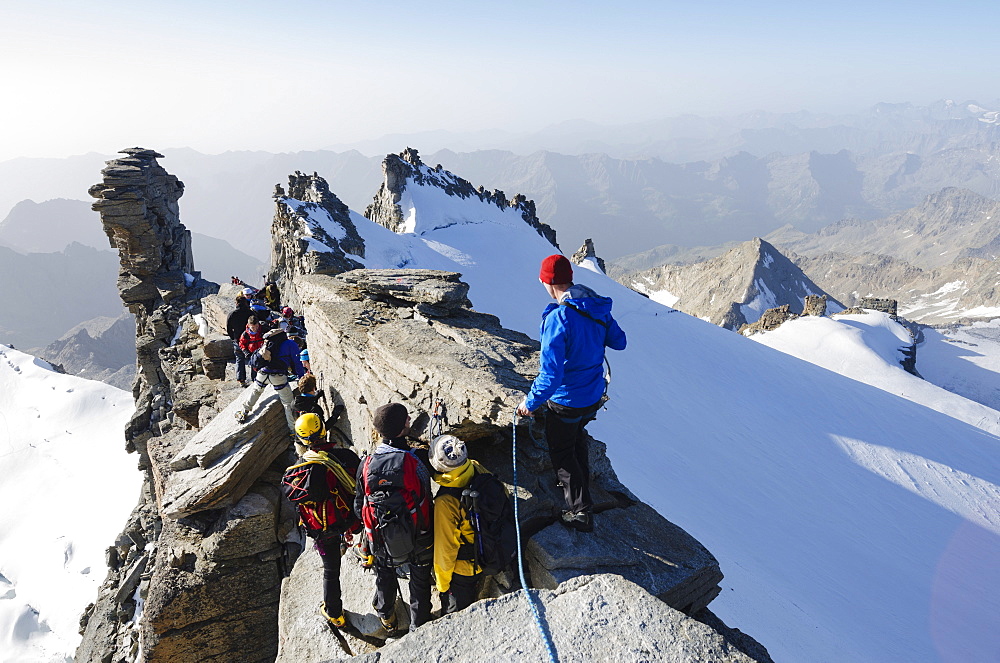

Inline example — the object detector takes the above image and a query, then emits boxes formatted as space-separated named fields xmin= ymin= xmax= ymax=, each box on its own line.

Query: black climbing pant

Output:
xmin=374 ymin=561 xmax=432 ymax=629
xmin=544 ymin=399 xmax=602 ymax=515
xmin=444 ymin=572 xmax=482 ymax=614
xmin=316 ymin=533 xmax=344 ymax=616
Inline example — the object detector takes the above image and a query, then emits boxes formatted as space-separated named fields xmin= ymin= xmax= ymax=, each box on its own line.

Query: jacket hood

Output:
xmin=557 ymin=283 xmax=614 ymax=318
xmin=434 ymin=459 xmax=486 ymax=488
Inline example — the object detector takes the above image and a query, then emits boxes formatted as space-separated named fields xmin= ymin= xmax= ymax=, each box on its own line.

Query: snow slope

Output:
xmin=290 ymin=173 xmax=1000 ymax=662
xmin=0 ymin=345 xmax=141 ymax=663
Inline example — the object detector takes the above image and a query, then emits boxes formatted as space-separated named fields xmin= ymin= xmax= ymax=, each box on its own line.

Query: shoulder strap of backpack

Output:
xmin=559 ymin=301 xmax=609 ymax=328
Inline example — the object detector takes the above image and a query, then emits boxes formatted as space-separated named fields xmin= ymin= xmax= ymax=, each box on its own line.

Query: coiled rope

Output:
xmin=511 ymin=412 xmax=559 ymax=663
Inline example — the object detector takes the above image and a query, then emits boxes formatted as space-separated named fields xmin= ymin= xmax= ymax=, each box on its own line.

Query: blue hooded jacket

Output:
xmin=525 ymin=283 xmax=627 ymax=411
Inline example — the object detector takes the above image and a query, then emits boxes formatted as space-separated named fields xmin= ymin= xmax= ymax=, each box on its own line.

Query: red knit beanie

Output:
xmin=539 ymin=254 xmax=573 ymax=285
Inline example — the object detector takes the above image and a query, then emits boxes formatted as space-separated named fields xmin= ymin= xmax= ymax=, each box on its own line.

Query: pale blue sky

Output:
xmin=1 ymin=0 xmax=998 ymax=160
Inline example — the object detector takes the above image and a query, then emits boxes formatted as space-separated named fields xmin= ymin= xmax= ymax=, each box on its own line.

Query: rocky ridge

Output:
xmin=364 ymin=147 xmax=559 ymax=248
xmin=77 ymin=150 xmax=771 ymax=663
xmin=40 ymin=313 xmax=137 ymax=390
xmin=625 ymin=237 xmax=843 ymax=329
xmin=570 ymin=237 xmax=607 ymax=273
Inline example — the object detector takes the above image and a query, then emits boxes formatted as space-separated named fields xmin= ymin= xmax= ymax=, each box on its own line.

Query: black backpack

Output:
xmin=454 ymin=472 xmax=517 ymax=576
xmin=359 ymin=451 xmax=431 ymax=567
xmin=250 ymin=331 xmax=289 ymax=372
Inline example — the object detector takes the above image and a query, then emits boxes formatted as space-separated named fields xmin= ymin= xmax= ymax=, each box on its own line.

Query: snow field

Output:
xmin=0 ymin=345 xmax=142 ymax=663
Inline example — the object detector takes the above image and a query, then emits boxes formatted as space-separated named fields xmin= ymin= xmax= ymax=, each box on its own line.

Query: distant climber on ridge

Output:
xmin=516 ymin=254 xmax=627 ymax=533
xmin=226 ymin=291 xmax=253 ymax=387
xmin=262 ymin=277 xmax=281 ymax=312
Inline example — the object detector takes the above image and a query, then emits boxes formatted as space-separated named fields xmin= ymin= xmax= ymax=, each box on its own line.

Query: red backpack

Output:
xmin=359 ymin=450 xmax=431 ymax=566
xmin=282 ymin=454 xmax=360 ymax=536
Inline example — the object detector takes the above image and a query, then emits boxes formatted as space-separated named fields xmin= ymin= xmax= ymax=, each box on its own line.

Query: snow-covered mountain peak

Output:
xmin=364 ymin=148 xmax=558 ymax=247
xmin=626 ymin=237 xmax=842 ymax=329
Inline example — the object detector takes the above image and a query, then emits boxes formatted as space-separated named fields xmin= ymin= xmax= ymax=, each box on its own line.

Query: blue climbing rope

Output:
xmin=511 ymin=412 xmax=559 ymax=663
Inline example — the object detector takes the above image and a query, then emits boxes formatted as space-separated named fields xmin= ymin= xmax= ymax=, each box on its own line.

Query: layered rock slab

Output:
xmin=344 ymin=574 xmax=762 ymax=663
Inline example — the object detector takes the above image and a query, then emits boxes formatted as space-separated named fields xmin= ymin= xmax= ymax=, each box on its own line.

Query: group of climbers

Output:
xmin=226 ymin=276 xmax=311 ymax=431
xmin=270 ymin=254 xmax=627 ymax=634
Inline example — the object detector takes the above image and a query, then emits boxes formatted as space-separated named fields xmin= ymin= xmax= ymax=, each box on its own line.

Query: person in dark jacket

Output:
xmin=226 ymin=295 xmax=253 ymax=386
xmin=516 ymin=254 xmax=627 ymax=532
xmin=235 ymin=328 xmax=305 ymax=430
xmin=289 ymin=412 xmax=362 ymax=629
xmin=354 ymin=403 xmax=434 ymax=633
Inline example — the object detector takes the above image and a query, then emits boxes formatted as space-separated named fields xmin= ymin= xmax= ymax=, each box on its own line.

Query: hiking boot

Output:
xmin=235 ymin=409 xmax=249 ymax=423
xmin=238 ymin=379 xmax=247 ymax=388
xmin=378 ymin=612 xmax=397 ymax=632
xmin=560 ymin=510 xmax=594 ymax=533
xmin=320 ymin=602 xmax=346 ymax=628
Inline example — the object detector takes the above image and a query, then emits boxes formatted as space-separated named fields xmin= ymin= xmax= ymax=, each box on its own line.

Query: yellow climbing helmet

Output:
xmin=294 ymin=413 xmax=326 ymax=445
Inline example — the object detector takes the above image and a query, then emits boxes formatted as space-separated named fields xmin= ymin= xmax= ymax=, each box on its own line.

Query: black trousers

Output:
xmin=444 ymin=572 xmax=482 ymax=614
xmin=374 ymin=561 xmax=432 ymax=628
xmin=316 ymin=533 xmax=344 ymax=615
xmin=544 ymin=400 xmax=601 ymax=514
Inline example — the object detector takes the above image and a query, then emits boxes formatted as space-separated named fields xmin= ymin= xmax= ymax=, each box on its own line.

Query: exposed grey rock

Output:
xmin=859 ymin=297 xmax=898 ymax=317
xmin=570 ymin=238 xmax=607 ymax=274
xmin=802 ymin=294 xmax=827 ymax=317
xmin=270 ymin=171 xmax=366 ymax=282
xmin=625 ymin=238 xmax=842 ymax=329
xmin=526 ymin=502 xmax=723 ymax=614
xmin=337 ymin=269 xmax=471 ymax=311
xmin=738 ymin=304 xmax=797 ymax=336
xmin=341 ymin=575 xmax=768 ymax=663
xmin=364 ymin=148 xmax=558 ymax=248
xmin=161 ymin=396 xmax=291 ymax=519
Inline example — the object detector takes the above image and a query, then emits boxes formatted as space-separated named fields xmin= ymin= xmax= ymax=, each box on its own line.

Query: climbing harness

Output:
xmin=511 ymin=410 xmax=559 ymax=663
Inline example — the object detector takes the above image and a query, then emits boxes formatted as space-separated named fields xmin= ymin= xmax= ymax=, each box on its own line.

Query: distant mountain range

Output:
xmin=613 ymin=187 xmax=1000 ymax=326
xmin=0 ymin=199 xmax=262 ymax=381
xmin=4 ymin=101 xmax=1000 ymax=263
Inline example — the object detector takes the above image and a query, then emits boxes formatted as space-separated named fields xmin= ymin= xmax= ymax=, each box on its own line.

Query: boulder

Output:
xmin=161 ymin=396 xmax=290 ymax=519
xmin=345 ymin=574 xmax=762 ymax=663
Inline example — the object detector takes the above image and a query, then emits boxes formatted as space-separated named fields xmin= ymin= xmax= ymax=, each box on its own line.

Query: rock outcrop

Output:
xmin=78 ymin=149 xmax=298 ymax=663
xmin=79 ymin=155 xmax=771 ymax=663
xmin=364 ymin=147 xmax=559 ymax=248
xmin=571 ymin=237 xmax=607 ymax=274
xmin=627 ymin=238 xmax=843 ymax=330
xmin=270 ymin=171 xmax=366 ymax=283
xmin=350 ymin=574 xmax=764 ymax=663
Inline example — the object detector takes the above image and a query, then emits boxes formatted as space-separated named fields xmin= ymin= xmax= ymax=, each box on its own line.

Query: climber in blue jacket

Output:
xmin=517 ymin=254 xmax=626 ymax=532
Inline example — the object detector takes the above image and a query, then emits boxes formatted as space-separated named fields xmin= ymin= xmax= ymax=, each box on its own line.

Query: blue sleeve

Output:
xmin=525 ymin=311 xmax=568 ymax=411
xmin=606 ymin=317 xmax=627 ymax=351
xmin=283 ymin=341 xmax=305 ymax=377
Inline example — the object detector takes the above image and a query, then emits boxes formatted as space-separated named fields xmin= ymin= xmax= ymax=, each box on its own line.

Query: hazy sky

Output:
xmin=2 ymin=0 xmax=998 ymax=162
